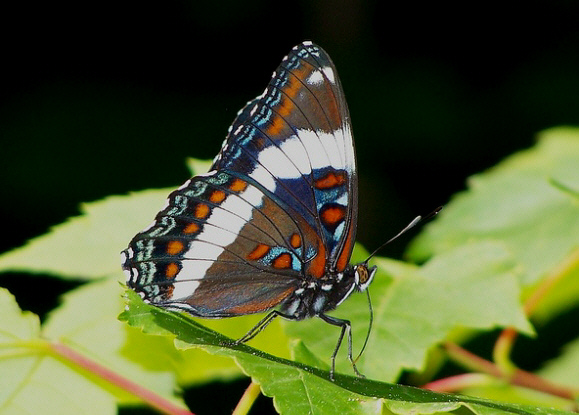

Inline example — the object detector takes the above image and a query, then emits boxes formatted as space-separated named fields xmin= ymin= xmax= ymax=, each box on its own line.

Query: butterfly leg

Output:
xmin=319 ymin=313 xmax=364 ymax=380
xmin=234 ymin=310 xmax=296 ymax=345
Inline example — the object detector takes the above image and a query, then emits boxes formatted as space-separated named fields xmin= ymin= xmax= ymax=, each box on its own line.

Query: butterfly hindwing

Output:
xmin=124 ymin=170 xmax=326 ymax=316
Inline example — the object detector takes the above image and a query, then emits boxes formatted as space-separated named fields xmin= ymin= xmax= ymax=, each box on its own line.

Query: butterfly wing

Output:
xmin=123 ymin=172 xmax=316 ymax=316
xmin=213 ymin=41 xmax=358 ymax=275
xmin=122 ymin=42 xmax=357 ymax=316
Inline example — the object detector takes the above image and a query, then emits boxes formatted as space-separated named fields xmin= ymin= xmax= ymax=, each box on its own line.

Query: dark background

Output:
xmin=1 ymin=1 xmax=579 ymax=414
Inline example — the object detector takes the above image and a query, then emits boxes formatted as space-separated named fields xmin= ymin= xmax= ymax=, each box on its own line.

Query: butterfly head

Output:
xmin=352 ymin=262 xmax=377 ymax=292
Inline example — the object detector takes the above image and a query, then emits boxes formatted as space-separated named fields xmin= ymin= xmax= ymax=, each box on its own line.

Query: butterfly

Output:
xmin=122 ymin=41 xmax=377 ymax=379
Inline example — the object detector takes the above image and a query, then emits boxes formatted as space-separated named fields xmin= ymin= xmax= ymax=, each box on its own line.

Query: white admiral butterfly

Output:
xmin=122 ymin=41 xmax=378 ymax=378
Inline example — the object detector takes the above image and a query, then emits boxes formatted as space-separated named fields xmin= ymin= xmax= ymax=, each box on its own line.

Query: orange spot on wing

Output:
xmin=209 ymin=190 xmax=226 ymax=203
xmin=265 ymin=66 xmax=308 ymax=136
xmin=229 ymin=178 xmax=248 ymax=192
xmin=195 ymin=203 xmax=210 ymax=219
xmin=248 ymin=243 xmax=270 ymax=260
xmin=166 ymin=241 xmax=185 ymax=255
xmin=183 ymin=223 xmax=200 ymax=234
xmin=308 ymin=238 xmax=326 ymax=279
xmin=284 ymin=66 xmax=308 ymax=99
xmin=267 ymin=116 xmax=285 ymax=136
xmin=278 ymin=97 xmax=293 ymax=117
xmin=290 ymin=233 xmax=301 ymax=248
xmin=321 ymin=205 xmax=345 ymax=226
xmin=266 ymin=96 xmax=294 ymax=136
xmin=165 ymin=263 xmax=179 ymax=279
xmin=273 ymin=253 xmax=292 ymax=269
xmin=336 ymin=223 xmax=355 ymax=272
xmin=314 ymin=172 xmax=346 ymax=189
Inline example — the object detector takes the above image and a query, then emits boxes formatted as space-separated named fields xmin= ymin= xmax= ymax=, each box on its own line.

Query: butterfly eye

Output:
xmin=354 ymin=264 xmax=377 ymax=291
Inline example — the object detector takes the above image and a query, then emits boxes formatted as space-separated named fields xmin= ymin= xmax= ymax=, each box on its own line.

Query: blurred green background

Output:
xmin=1 ymin=1 xmax=579 ymax=413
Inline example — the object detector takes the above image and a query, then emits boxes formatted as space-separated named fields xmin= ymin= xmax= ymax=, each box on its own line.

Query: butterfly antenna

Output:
xmin=364 ymin=206 xmax=442 ymax=263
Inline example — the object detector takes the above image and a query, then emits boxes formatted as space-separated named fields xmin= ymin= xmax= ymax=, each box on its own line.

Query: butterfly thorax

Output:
xmin=279 ymin=262 xmax=376 ymax=320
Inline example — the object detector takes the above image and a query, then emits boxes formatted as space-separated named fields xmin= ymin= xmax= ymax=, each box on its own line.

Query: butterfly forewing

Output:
xmin=123 ymin=41 xmax=358 ymax=317
xmin=213 ymin=42 xmax=357 ymax=271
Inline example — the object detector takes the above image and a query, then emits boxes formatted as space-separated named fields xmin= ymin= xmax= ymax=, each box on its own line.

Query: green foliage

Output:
xmin=408 ymin=127 xmax=579 ymax=289
xmin=119 ymin=290 xmax=568 ymax=415
xmin=0 ymin=288 xmax=117 ymax=414
xmin=285 ymin=242 xmax=532 ymax=382
xmin=0 ymin=127 xmax=578 ymax=414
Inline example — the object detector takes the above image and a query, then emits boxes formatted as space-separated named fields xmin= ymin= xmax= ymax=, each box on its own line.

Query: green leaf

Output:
xmin=235 ymin=340 xmax=382 ymax=415
xmin=383 ymin=401 xmax=463 ymax=414
xmin=538 ymin=336 xmax=579 ymax=388
xmin=530 ymin=250 xmax=579 ymax=325
xmin=384 ymin=399 xmax=570 ymax=415
xmin=0 ymin=190 xmax=172 ymax=279
xmin=42 ymin=279 xmax=186 ymax=406
xmin=459 ymin=383 xmax=573 ymax=412
xmin=0 ymin=288 xmax=116 ymax=414
xmin=173 ymin=312 xmax=292 ymax=363
xmin=185 ymin=157 xmax=213 ymax=176
xmin=0 ymin=287 xmax=40 ymax=341
xmin=285 ymin=241 xmax=532 ymax=382
xmin=408 ymin=127 xmax=579 ymax=290
xmin=122 ymin=290 xmax=292 ymax=378
xmin=121 ymin=290 xmax=569 ymax=415
xmin=0 ymin=158 xmax=212 ymax=280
